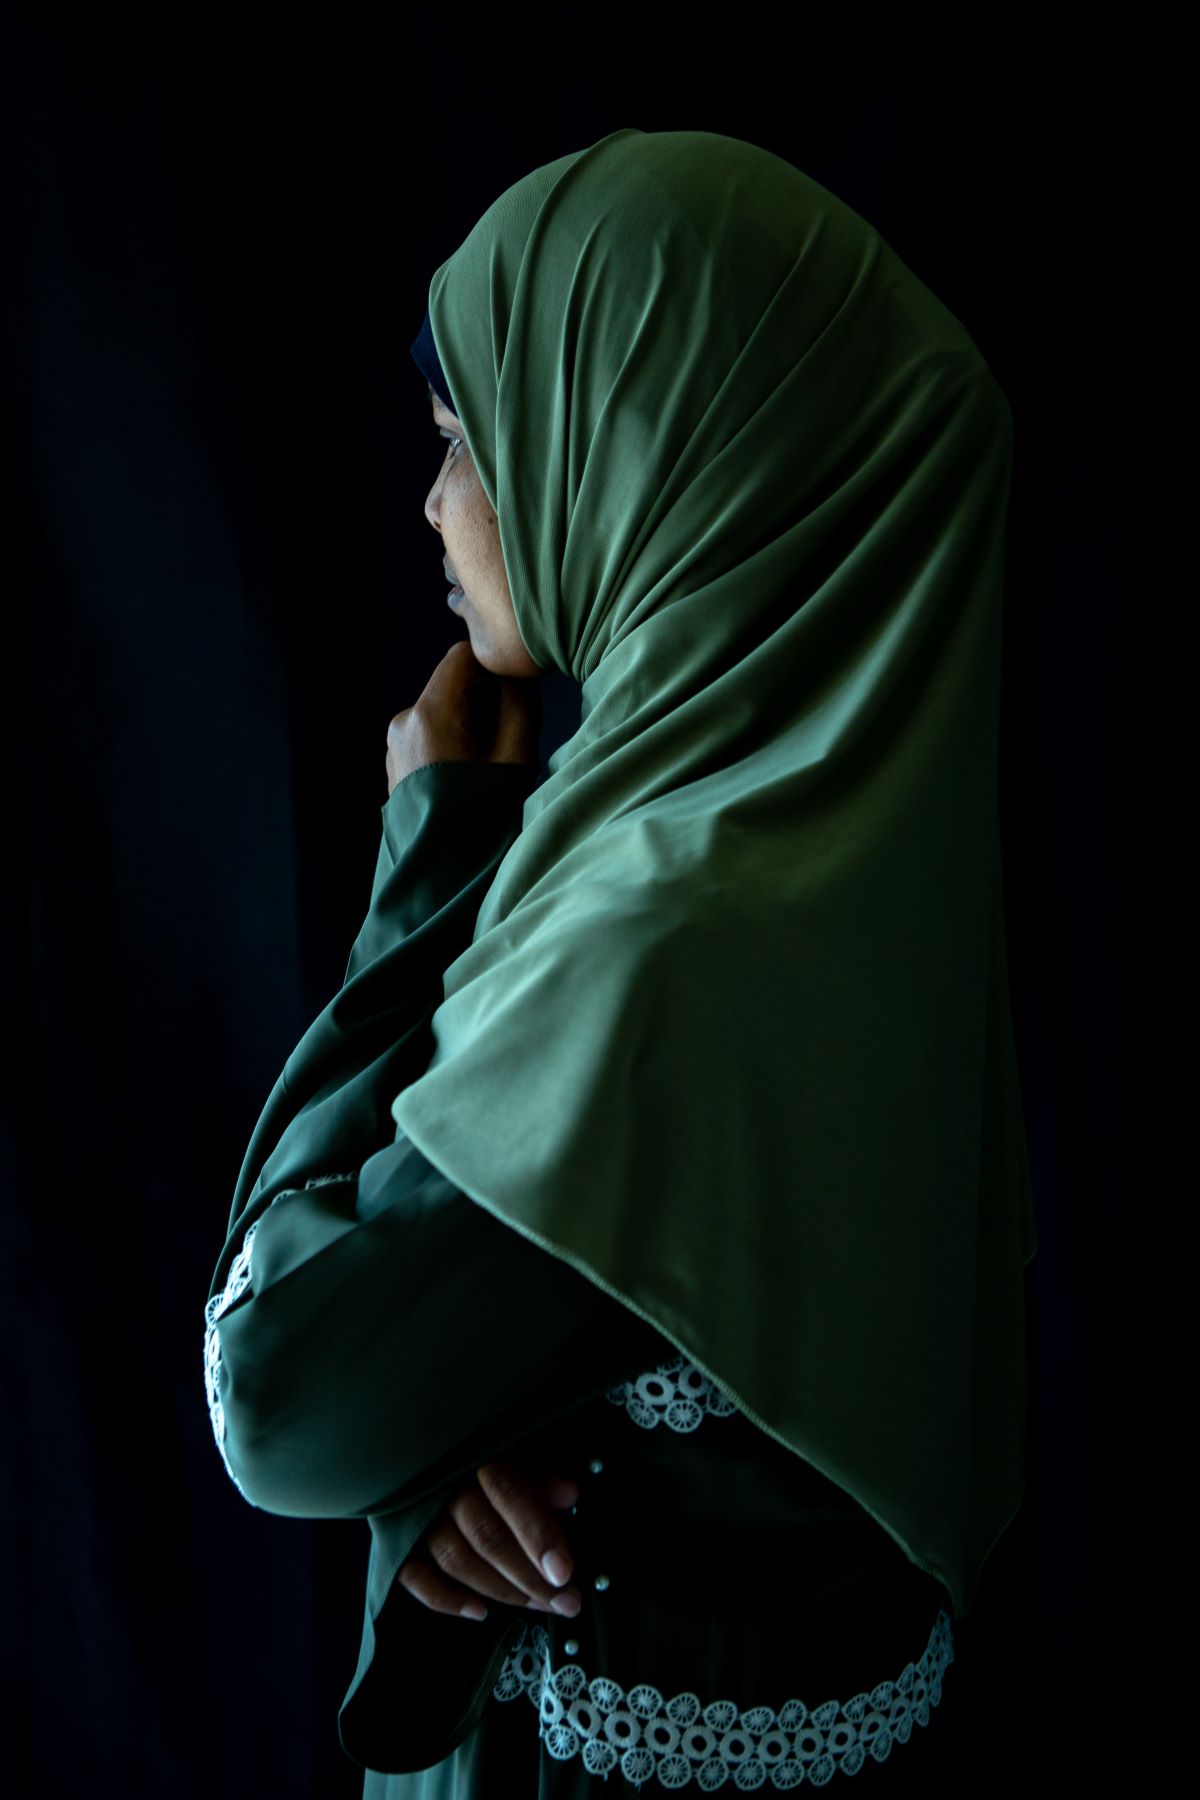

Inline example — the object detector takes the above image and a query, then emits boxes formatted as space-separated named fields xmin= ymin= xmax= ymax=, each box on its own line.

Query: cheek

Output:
xmin=445 ymin=477 xmax=479 ymax=539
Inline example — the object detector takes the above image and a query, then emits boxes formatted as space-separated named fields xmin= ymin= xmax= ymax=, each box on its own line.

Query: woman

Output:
xmin=203 ymin=128 xmax=1037 ymax=1794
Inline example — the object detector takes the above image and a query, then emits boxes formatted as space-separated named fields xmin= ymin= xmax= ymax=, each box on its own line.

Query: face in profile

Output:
xmin=424 ymin=386 xmax=543 ymax=678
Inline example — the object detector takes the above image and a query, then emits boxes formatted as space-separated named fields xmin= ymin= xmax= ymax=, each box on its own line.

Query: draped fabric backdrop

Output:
xmin=0 ymin=14 xmax=1131 ymax=1796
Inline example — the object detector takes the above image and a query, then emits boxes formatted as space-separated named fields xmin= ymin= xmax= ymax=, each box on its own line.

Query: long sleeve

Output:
xmin=205 ymin=751 xmax=670 ymax=1515
xmin=202 ymin=755 xmax=678 ymax=1776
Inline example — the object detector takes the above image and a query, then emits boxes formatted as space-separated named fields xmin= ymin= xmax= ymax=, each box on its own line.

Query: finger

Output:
xmin=447 ymin=1482 xmax=573 ymax=1611
xmin=474 ymin=1458 xmax=577 ymax=1591
xmin=467 ymin=667 xmax=502 ymax=748
xmin=423 ymin=1514 xmax=560 ymax=1612
xmin=395 ymin=1549 xmax=498 ymax=1622
xmin=421 ymin=640 xmax=501 ymax=753
xmin=488 ymin=677 xmax=541 ymax=767
xmin=423 ymin=637 xmax=486 ymax=700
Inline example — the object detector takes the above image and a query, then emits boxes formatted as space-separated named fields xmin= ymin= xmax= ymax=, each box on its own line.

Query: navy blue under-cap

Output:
xmin=409 ymin=305 xmax=456 ymax=416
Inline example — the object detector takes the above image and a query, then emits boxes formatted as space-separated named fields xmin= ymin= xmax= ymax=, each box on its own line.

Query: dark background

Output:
xmin=1 ymin=12 xmax=1132 ymax=1794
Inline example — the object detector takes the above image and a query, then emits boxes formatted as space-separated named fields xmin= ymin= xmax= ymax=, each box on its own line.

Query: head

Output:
xmin=424 ymin=382 xmax=543 ymax=678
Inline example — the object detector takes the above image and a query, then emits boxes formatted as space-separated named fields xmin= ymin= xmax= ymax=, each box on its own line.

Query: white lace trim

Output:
xmin=605 ymin=1353 xmax=741 ymax=1433
xmin=493 ymin=1607 xmax=954 ymax=1789
xmin=202 ymin=1173 xmax=358 ymax=1503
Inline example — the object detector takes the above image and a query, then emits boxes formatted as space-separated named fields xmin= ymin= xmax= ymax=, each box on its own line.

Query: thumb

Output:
xmin=423 ymin=637 xmax=489 ymax=701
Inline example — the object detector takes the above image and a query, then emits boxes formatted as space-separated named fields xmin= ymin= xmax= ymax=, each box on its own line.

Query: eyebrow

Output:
xmin=428 ymin=381 xmax=465 ymax=428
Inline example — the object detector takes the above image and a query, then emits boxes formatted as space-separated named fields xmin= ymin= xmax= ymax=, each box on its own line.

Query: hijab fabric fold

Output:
xmin=410 ymin=305 xmax=456 ymax=417
xmin=398 ymin=127 xmax=1037 ymax=1619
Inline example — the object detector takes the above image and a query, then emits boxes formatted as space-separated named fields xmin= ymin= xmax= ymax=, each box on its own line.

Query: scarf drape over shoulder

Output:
xmin=395 ymin=127 xmax=1037 ymax=1619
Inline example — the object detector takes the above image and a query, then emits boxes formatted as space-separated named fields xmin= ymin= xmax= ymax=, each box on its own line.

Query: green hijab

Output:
xmin=394 ymin=127 xmax=1038 ymax=1620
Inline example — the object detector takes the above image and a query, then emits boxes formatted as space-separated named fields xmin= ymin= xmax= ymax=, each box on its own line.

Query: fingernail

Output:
xmin=550 ymin=1591 xmax=581 ymax=1617
xmin=542 ymin=1550 xmax=572 ymax=1586
xmin=460 ymin=1602 xmax=487 ymax=1621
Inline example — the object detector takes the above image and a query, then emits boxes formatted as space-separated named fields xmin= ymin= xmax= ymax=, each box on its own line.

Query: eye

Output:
xmin=439 ymin=430 xmax=463 ymax=461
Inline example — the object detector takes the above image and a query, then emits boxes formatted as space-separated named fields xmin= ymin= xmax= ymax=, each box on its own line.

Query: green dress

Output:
xmin=204 ymin=761 xmax=957 ymax=1794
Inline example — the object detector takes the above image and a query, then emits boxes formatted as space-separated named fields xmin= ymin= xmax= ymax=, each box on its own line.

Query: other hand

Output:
xmin=395 ymin=1456 xmax=583 ymax=1622
xmin=385 ymin=640 xmax=541 ymax=796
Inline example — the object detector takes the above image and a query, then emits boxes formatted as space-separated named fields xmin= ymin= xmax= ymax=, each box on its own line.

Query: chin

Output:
xmin=463 ymin=636 xmax=508 ymax=678
xmin=463 ymin=632 xmax=499 ymax=675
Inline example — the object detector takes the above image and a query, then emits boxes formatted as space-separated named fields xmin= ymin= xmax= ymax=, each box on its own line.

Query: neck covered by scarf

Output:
xmin=396 ymin=127 xmax=1037 ymax=1620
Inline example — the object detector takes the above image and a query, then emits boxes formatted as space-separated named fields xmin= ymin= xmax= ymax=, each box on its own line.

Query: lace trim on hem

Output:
xmin=492 ymin=1607 xmax=954 ymax=1789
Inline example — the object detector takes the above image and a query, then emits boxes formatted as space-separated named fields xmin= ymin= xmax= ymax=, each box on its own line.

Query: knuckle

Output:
xmin=468 ymin=1513 xmax=514 ymax=1560
xmin=430 ymin=1536 xmax=469 ymax=1577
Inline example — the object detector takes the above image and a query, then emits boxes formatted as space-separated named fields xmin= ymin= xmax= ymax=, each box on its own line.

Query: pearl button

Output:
xmin=564 ymin=1638 xmax=580 ymax=1656
xmin=588 ymin=1458 xmax=604 ymax=1475
xmin=593 ymin=1573 xmax=610 ymax=1591
xmin=569 ymin=1504 xmax=577 ymax=1515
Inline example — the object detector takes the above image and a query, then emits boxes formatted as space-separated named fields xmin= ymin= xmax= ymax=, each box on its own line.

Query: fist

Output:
xmin=386 ymin=640 xmax=541 ymax=795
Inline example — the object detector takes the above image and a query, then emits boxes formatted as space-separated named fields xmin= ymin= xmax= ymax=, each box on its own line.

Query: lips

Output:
xmin=444 ymin=562 xmax=459 ymax=584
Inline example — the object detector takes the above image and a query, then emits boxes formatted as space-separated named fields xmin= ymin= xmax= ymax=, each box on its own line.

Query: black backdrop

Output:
xmin=1 ymin=13 xmax=1131 ymax=1795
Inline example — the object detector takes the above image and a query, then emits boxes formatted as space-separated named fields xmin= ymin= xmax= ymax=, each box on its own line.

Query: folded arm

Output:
xmin=205 ymin=1132 xmax=668 ymax=1517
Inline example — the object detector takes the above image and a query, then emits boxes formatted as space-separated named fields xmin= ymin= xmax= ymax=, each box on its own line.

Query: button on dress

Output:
xmin=203 ymin=761 xmax=956 ymax=1795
